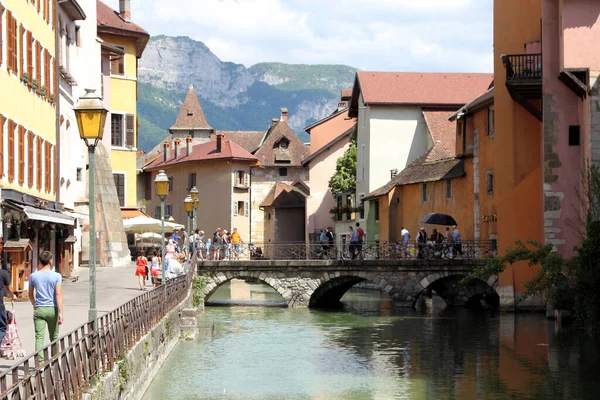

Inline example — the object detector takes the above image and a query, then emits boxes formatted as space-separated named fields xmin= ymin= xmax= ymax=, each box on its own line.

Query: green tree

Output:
xmin=328 ymin=137 xmax=357 ymax=194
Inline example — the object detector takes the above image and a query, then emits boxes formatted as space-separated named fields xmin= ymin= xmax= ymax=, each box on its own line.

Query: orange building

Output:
xmin=494 ymin=0 xmax=544 ymax=308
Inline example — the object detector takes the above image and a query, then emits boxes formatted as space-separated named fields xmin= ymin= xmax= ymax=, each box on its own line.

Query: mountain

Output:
xmin=137 ymin=36 xmax=357 ymax=152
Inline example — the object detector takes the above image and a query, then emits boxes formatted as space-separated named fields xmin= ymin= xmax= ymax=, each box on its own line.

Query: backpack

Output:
xmin=319 ymin=232 xmax=327 ymax=242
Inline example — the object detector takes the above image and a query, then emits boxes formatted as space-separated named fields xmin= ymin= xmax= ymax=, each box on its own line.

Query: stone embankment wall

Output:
xmin=84 ymin=292 xmax=203 ymax=400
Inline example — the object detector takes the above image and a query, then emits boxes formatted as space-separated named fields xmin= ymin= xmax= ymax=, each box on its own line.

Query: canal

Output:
xmin=143 ymin=279 xmax=599 ymax=399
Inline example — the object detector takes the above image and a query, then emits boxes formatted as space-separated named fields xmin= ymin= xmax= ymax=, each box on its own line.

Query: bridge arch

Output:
xmin=414 ymin=272 xmax=499 ymax=309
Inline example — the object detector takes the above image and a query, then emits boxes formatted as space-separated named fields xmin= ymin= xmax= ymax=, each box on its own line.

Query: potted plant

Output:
xmin=40 ymin=86 xmax=47 ymax=97
xmin=32 ymin=79 xmax=39 ymax=91
xmin=22 ymin=73 xmax=30 ymax=84
xmin=50 ymin=94 xmax=55 ymax=104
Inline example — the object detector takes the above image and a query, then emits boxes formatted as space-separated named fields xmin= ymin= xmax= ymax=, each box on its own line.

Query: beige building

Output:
xmin=143 ymin=133 xmax=257 ymax=241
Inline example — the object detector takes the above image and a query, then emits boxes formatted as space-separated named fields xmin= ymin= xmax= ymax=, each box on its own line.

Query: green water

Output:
xmin=143 ymin=280 xmax=600 ymax=400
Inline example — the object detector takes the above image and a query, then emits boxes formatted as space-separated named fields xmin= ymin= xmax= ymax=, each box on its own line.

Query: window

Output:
xmin=7 ymin=119 xmax=15 ymax=183
xmin=75 ymin=26 xmax=81 ymax=47
xmin=346 ymin=194 xmax=353 ymax=220
xmin=487 ymin=107 xmax=495 ymax=137
xmin=372 ymin=200 xmax=379 ymax=222
xmin=235 ymin=170 xmax=249 ymax=187
xmin=111 ymin=114 xmax=123 ymax=146
xmin=422 ymin=183 xmax=427 ymax=202
xmin=569 ymin=125 xmax=580 ymax=146
xmin=336 ymin=195 xmax=342 ymax=222
xmin=278 ymin=167 xmax=287 ymax=177
xmin=279 ymin=140 xmax=288 ymax=149
xmin=154 ymin=205 xmax=160 ymax=219
xmin=233 ymin=201 xmax=249 ymax=217
xmin=113 ymin=173 xmax=125 ymax=207
xmin=18 ymin=125 xmax=25 ymax=184
xmin=486 ymin=172 xmax=494 ymax=194
xmin=446 ymin=180 xmax=452 ymax=199
xmin=188 ymin=172 xmax=197 ymax=189
xmin=165 ymin=204 xmax=172 ymax=219
xmin=359 ymin=194 xmax=365 ymax=219
xmin=360 ymin=144 xmax=365 ymax=182
xmin=5 ymin=10 xmax=17 ymax=74
xmin=76 ymin=168 xmax=82 ymax=181
xmin=110 ymin=46 xmax=125 ymax=75
xmin=168 ymin=176 xmax=173 ymax=192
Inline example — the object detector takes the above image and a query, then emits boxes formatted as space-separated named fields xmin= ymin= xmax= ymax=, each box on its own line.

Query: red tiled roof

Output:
xmin=350 ymin=72 xmax=493 ymax=113
xmin=97 ymin=1 xmax=147 ymax=34
xmin=363 ymin=142 xmax=461 ymax=201
xmin=144 ymin=139 xmax=258 ymax=170
xmin=170 ymin=86 xmax=213 ymax=131
xmin=254 ymin=120 xmax=310 ymax=167
xmin=217 ymin=130 xmax=264 ymax=153
xmin=97 ymin=1 xmax=149 ymax=57
xmin=422 ymin=111 xmax=457 ymax=156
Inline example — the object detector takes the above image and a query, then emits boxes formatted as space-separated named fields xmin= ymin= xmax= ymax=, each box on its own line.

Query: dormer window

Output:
xmin=279 ymin=141 xmax=288 ymax=149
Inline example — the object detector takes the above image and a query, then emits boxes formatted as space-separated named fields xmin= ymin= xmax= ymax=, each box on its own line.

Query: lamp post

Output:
xmin=154 ymin=170 xmax=169 ymax=290
xmin=190 ymin=186 xmax=199 ymax=234
xmin=74 ymin=89 xmax=108 ymax=330
xmin=184 ymin=195 xmax=193 ymax=239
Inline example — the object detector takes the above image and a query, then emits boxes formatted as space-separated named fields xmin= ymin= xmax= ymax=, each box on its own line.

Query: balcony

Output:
xmin=502 ymin=53 xmax=542 ymax=121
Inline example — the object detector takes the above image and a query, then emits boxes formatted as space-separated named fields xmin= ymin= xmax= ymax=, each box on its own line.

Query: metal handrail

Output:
xmin=195 ymin=240 xmax=497 ymax=261
xmin=0 ymin=251 xmax=197 ymax=399
xmin=503 ymin=53 xmax=542 ymax=81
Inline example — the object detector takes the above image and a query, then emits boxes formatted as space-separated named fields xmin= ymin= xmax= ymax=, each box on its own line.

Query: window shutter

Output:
xmin=37 ymin=0 xmax=40 ymax=13
xmin=35 ymin=41 xmax=41 ymax=91
xmin=52 ymin=144 xmax=56 ymax=194
xmin=44 ymin=49 xmax=50 ymax=99
xmin=165 ymin=204 xmax=172 ymax=218
xmin=18 ymin=125 xmax=25 ymax=185
xmin=0 ymin=116 xmax=4 ymax=177
xmin=110 ymin=57 xmax=119 ymax=75
xmin=0 ymin=9 xmax=3 ymax=66
xmin=7 ymin=120 xmax=15 ymax=182
xmin=232 ymin=170 xmax=236 ymax=186
xmin=19 ymin=24 xmax=24 ymax=79
xmin=6 ymin=10 xmax=13 ymax=72
xmin=45 ymin=141 xmax=51 ymax=192
xmin=233 ymin=201 xmax=238 ymax=217
xmin=125 ymin=114 xmax=134 ymax=147
xmin=135 ymin=117 xmax=139 ymax=148
xmin=27 ymin=31 xmax=33 ymax=86
xmin=244 ymin=171 xmax=249 ymax=187
xmin=11 ymin=14 xmax=17 ymax=74
xmin=28 ymin=131 xmax=34 ymax=187
xmin=44 ymin=0 xmax=49 ymax=23
xmin=244 ymin=201 xmax=249 ymax=217
xmin=155 ymin=205 xmax=160 ymax=219
xmin=37 ymin=137 xmax=43 ymax=190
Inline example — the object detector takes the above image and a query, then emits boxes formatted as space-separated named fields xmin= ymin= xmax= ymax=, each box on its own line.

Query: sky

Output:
xmin=104 ymin=0 xmax=493 ymax=72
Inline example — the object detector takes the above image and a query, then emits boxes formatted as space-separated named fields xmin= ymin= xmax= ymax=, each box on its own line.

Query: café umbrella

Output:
xmin=123 ymin=215 xmax=184 ymax=234
xmin=420 ymin=213 xmax=457 ymax=226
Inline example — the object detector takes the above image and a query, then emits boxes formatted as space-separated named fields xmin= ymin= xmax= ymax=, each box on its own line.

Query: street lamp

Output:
xmin=154 ymin=170 xmax=169 ymax=288
xmin=184 ymin=195 xmax=193 ymax=238
xmin=190 ymin=186 xmax=199 ymax=233
xmin=73 ymin=89 xmax=108 ymax=330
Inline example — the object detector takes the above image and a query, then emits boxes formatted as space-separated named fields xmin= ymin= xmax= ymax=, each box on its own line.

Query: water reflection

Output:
xmin=143 ymin=280 xmax=600 ymax=400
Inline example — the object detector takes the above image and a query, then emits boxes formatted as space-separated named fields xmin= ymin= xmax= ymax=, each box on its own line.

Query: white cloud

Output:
xmin=103 ymin=0 xmax=493 ymax=72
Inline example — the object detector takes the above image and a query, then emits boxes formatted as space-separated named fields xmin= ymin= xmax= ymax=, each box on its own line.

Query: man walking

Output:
xmin=453 ymin=225 xmax=463 ymax=256
xmin=400 ymin=226 xmax=410 ymax=258
xmin=355 ymin=222 xmax=365 ymax=260
xmin=416 ymin=227 xmax=428 ymax=259
xmin=0 ymin=239 xmax=13 ymax=345
xmin=28 ymin=251 xmax=63 ymax=362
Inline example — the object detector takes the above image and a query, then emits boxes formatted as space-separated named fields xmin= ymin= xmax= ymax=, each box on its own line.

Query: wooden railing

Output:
xmin=503 ymin=53 xmax=543 ymax=82
xmin=0 ymin=254 xmax=196 ymax=400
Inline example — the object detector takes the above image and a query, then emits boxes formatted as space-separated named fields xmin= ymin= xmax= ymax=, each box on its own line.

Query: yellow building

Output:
xmin=97 ymin=0 xmax=148 ymax=208
xmin=0 ymin=0 xmax=76 ymax=286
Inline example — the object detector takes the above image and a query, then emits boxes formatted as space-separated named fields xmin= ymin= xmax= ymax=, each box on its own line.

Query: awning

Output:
xmin=22 ymin=206 xmax=75 ymax=226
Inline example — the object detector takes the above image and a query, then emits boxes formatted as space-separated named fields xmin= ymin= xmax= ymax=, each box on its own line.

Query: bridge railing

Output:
xmin=0 ymin=251 xmax=197 ymax=399
xmin=199 ymin=240 xmax=497 ymax=261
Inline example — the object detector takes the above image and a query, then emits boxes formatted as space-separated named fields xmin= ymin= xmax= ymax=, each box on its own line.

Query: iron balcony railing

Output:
xmin=0 ymin=252 xmax=197 ymax=399
xmin=503 ymin=53 xmax=542 ymax=82
xmin=195 ymin=240 xmax=498 ymax=261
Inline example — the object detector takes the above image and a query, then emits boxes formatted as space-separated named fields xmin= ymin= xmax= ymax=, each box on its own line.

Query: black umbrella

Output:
xmin=420 ymin=213 xmax=457 ymax=226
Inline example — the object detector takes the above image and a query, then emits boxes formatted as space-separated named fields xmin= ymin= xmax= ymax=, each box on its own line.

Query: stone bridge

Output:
xmin=197 ymin=259 xmax=499 ymax=308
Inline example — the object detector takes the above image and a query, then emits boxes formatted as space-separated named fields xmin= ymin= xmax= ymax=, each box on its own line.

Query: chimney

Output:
xmin=271 ymin=118 xmax=279 ymax=127
xmin=216 ymin=133 xmax=224 ymax=153
xmin=338 ymin=101 xmax=348 ymax=111
xmin=163 ymin=141 xmax=171 ymax=162
xmin=119 ymin=0 xmax=131 ymax=21
xmin=390 ymin=169 xmax=398 ymax=180
xmin=280 ymin=107 xmax=288 ymax=123
xmin=174 ymin=139 xmax=181 ymax=158
xmin=186 ymin=136 xmax=193 ymax=155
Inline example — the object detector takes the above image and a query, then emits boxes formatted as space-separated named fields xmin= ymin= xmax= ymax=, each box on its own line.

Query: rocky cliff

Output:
xmin=137 ymin=36 xmax=356 ymax=151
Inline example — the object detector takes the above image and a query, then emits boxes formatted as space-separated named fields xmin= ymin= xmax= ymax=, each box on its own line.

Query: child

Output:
xmin=205 ymin=238 xmax=212 ymax=259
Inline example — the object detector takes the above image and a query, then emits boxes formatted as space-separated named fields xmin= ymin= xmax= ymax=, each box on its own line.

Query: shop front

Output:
xmin=1 ymin=189 xmax=75 ymax=295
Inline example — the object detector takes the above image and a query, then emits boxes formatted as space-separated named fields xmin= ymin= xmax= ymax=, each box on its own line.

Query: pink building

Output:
xmin=541 ymin=0 xmax=600 ymax=256
xmin=303 ymin=90 xmax=356 ymax=241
